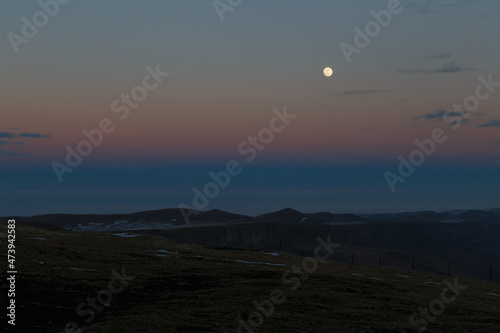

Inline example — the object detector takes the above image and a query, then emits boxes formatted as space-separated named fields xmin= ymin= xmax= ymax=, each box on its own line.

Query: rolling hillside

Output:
xmin=2 ymin=223 xmax=500 ymax=332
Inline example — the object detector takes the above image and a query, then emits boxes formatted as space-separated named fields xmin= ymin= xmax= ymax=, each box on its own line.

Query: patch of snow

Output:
xmin=189 ymin=255 xmax=285 ymax=266
xmin=369 ymin=277 xmax=382 ymax=280
xmin=230 ymin=259 xmax=286 ymax=267
xmin=113 ymin=233 xmax=139 ymax=238
xmin=65 ymin=220 xmax=174 ymax=232
xmin=264 ymin=252 xmax=279 ymax=256
xmin=145 ymin=250 xmax=178 ymax=255
xmin=69 ymin=268 xmax=96 ymax=271
xmin=300 ymin=217 xmax=308 ymax=222
xmin=484 ymin=292 xmax=499 ymax=296
xmin=396 ymin=274 xmax=412 ymax=278
xmin=30 ymin=237 xmax=46 ymax=240
xmin=191 ymin=255 xmax=214 ymax=260
xmin=32 ymin=259 xmax=44 ymax=264
xmin=425 ymin=282 xmax=442 ymax=286
xmin=157 ymin=250 xmax=178 ymax=254
xmin=325 ymin=221 xmax=367 ymax=226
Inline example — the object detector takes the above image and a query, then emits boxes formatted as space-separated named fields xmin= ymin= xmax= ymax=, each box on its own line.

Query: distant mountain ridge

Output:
xmin=3 ymin=207 xmax=500 ymax=231
xmin=363 ymin=209 xmax=500 ymax=223
xmin=256 ymin=208 xmax=364 ymax=224
xmin=4 ymin=207 xmax=500 ymax=282
xmin=3 ymin=208 xmax=255 ymax=231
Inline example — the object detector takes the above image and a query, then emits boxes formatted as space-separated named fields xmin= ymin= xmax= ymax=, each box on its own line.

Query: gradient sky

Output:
xmin=1 ymin=0 xmax=499 ymax=216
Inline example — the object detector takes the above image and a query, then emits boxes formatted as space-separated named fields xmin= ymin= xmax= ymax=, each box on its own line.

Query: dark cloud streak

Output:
xmin=0 ymin=131 xmax=50 ymax=139
xmin=19 ymin=133 xmax=50 ymax=138
xmin=477 ymin=120 xmax=500 ymax=128
xmin=414 ymin=110 xmax=466 ymax=120
xmin=398 ymin=62 xmax=475 ymax=75
xmin=0 ymin=131 xmax=50 ymax=157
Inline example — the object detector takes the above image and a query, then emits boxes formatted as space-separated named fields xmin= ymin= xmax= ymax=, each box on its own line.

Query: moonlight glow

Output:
xmin=323 ymin=67 xmax=333 ymax=77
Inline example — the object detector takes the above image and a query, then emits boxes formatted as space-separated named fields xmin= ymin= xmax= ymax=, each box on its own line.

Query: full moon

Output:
xmin=323 ymin=67 xmax=333 ymax=77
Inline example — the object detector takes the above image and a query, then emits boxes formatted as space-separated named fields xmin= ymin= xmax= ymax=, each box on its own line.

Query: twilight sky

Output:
xmin=1 ymin=0 xmax=499 ymax=216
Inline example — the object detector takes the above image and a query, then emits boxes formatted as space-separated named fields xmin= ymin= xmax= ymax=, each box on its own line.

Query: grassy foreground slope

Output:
xmin=2 ymin=224 xmax=500 ymax=333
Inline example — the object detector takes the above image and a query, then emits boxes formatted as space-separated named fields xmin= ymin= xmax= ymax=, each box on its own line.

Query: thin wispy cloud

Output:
xmin=0 ymin=140 xmax=24 ymax=146
xmin=0 ymin=132 xmax=17 ymax=138
xmin=398 ymin=62 xmax=476 ymax=75
xmin=442 ymin=0 xmax=479 ymax=8
xmin=414 ymin=110 xmax=465 ymax=120
xmin=335 ymin=89 xmax=394 ymax=96
xmin=0 ymin=131 xmax=50 ymax=139
xmin=413 ymin=110 xmax=472 ymax=128
xmin=477 ymin=120 xmax=500 ymax=128
xmin=19 ymin=133 xmax=50 ymax=138
xmin=0 ymin=130 xmax=50 ymax=157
